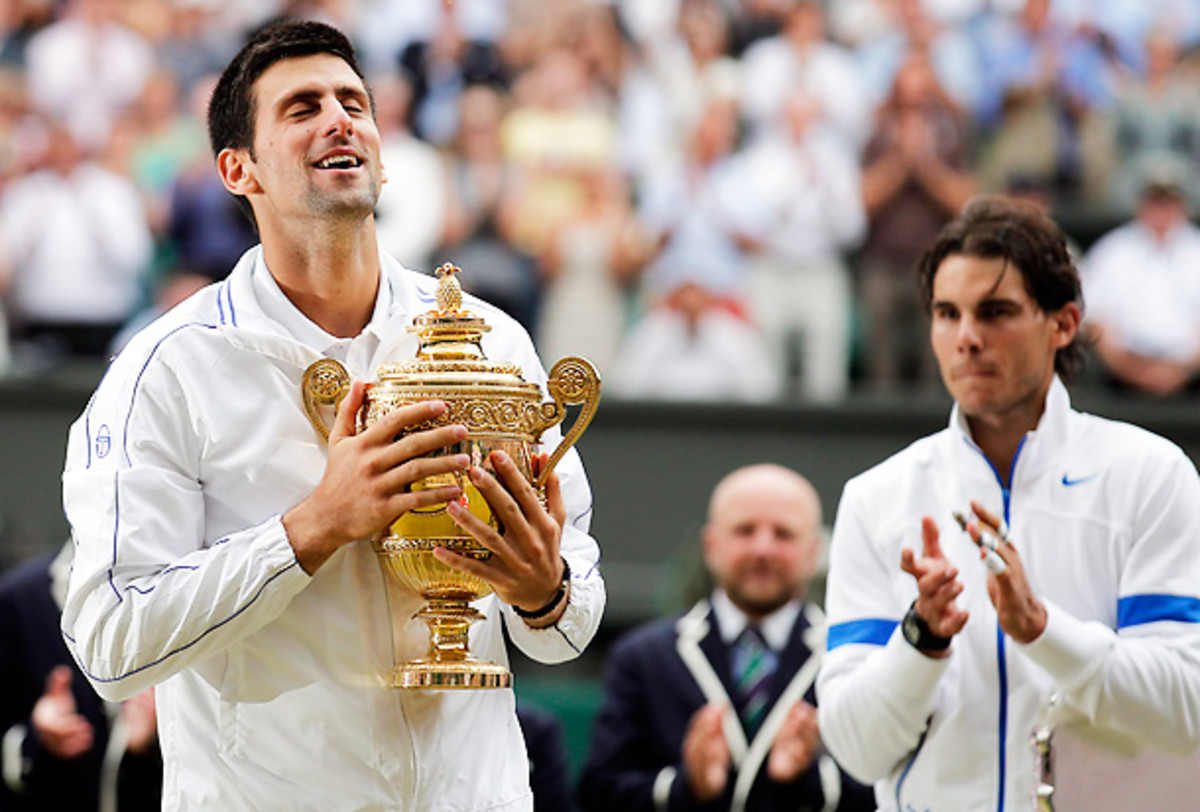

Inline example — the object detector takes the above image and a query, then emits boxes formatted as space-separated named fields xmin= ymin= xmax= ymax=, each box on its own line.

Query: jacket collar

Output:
xmin=214 ymin=246 xmax=435 ymax=375
xmin=710 ymin=589 xmax=803 ymax=652
xmin=947 ymin=375 xmax=1074 ymax=484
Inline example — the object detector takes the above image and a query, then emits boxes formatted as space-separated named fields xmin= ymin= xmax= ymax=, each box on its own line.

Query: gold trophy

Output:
xmin=301 ymin=264 xmax=600 ymax=689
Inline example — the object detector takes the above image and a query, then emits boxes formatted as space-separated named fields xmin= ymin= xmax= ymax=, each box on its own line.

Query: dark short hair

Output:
xmin=916 ymin=195 xmax=1086 ymax=381
xmin=207 ymin=20 xmax=368 ymax=225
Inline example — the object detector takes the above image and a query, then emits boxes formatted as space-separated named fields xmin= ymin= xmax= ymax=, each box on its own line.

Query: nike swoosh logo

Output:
xmin=1062 ymin=473 xmax=1098 ymax=486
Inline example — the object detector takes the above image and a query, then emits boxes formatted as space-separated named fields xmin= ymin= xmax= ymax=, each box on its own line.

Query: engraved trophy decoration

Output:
xmin=301 ymin=264 xmax=600 ymax=689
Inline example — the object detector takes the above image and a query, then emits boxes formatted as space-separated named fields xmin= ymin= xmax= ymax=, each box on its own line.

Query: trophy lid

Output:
xmin=376 ymin=263 xmax=532 ymax=391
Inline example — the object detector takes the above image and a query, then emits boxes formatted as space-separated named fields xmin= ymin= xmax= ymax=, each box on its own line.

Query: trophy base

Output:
xmin=392 ymin=659 xmax=512 ymax=690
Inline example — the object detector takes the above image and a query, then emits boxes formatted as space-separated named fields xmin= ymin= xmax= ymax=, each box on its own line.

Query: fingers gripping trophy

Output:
xmin=302 ymin=264 xmax=600 ymax=689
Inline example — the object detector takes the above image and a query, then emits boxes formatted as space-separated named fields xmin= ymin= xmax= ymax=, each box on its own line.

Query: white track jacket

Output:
xmin=61 ymin=247 xmax=605 ymax=810
xmin=818 ymin=378 xmax=1200 ymax=811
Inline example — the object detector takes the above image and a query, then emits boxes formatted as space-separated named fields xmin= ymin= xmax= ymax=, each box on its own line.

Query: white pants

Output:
xmin=747 ymin=255 xmax=851 ymax=403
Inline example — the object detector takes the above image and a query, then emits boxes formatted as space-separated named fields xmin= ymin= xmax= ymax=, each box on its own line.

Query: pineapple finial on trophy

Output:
xmin=434 ymin=263 xmax=464 ymax=315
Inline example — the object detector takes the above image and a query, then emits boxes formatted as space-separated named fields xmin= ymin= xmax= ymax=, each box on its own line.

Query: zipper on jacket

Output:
xmin=965 ymin=433 xmax=1026 ymax=812
xmin=894 ymin=723 xmax=930 ymax=808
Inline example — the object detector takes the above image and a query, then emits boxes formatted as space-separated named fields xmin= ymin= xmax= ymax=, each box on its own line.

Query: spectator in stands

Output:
xmin=373 ymin=73 xmax=447 ymax=273
xmin=739 ymin=85 xmax=865 ymax=402
xmin=501 ymin=47 xmax=618 ymax=271
xmin=1109 ymin=26 xmax=1200 ymax=213
xmin=974 ymin=0 xmax=1126 ymax=203
xmin=396 ymin=0 xmax=508 ymax=146
xmin=356 ymin=0 xmax=507 ymax=77
xmin=155 ymin=0 xmax=238 ymax=98
xmin=536 ymin=163 xmax=642 ymax=377
xmin=855 ymin=0 xmax=982 ymax=115
xmin=1081 ymin=158 xmax=1200 ymax=396
xmin=577 ymin=464 xmax=873 ymax=811
xmin=740 ymin=0 xmax=870 ymax=147
xmin=23 ymin=0 xmax=155 ymax=153
xmin=121 ymin=68 xmax=209 ymax=239
xmin=858 ymin=49 xmax=975 ymax=391
xmin=0 ymin=117 xmax=152 ymax=361
xmin=725 ymin=0 xmax=789 ymax=58
xmin=0 ymin=542 xmax=161 ymax=810
xmin=609 ymin=89 xmax=779 ymax=403
xmin=616 ymin=0 xmax=737 ymax=188
xmin=0 ymin=0 xmax=52 ymax=68
xmin=155 ymin=73 xmax=256 ymax=288
xmin=440 ymin=82 xmax=540 ymax=331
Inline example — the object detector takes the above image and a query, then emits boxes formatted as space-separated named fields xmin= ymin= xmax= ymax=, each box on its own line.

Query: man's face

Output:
xmin=235 ymin=54 xmax=383 ymax=227
xmin=930 ymin=254 xmax=1076 ymax=425
xmin=703 ymin=470 xmax=820 ymax=618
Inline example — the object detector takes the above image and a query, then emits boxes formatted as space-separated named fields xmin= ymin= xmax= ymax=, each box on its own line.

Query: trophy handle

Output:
xmin=533 ymin=357 xmax=601 ymax=490
xmin=302 ymin=359 xmax=351 ymax=443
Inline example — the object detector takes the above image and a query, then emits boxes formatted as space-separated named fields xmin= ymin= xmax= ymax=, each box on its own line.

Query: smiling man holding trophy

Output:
xmin=60 ymin=20 xmax=604 ymax=811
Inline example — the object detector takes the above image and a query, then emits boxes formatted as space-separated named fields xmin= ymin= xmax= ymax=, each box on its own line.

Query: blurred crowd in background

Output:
xmin=2 ymin=0 xmax=1200 ymax=401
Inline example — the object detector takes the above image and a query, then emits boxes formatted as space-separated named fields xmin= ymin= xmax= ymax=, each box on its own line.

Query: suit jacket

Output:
xmin=577 ymin=599 xmax=874 ymax=812
xmin=0 ymin=551 xmax=161 ymax=811
xmin=517 ymin=703 xmax=574 ymax=812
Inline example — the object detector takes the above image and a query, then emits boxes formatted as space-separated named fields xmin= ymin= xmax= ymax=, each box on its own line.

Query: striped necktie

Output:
xmin=732 ymin=625 xmax=778 ymax=734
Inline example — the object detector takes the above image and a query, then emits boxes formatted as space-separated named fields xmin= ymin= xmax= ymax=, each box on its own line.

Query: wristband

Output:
xmin=513 ymin=558 xmax=571 ymax=620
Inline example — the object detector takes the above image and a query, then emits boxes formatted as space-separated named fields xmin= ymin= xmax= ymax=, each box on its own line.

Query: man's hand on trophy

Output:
xmin=439 ymin=450 xmax=569 ymax=627
xmin=284 ymin=381 xmax=470 ymax=575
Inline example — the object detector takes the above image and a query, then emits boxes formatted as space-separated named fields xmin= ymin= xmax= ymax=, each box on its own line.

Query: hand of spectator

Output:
xmin=970 ymin=501 xmax=1047 ymax=644
xmin=896 ymin=112 xmax=932 ymax=165
xmin=766 ymin=700 xmax=819 ymax=783
xmin=439 ymin=450 xmax=568 ymax=626
xmin=682 ymin=703 xmax=730 ymax=801
xmin=283 ymin=381 xmax=471 ymax=574
xmin=1127 ymin=358 xmax=1194 ymax=397
xmin=1092 ymin=327 xmax=1196 ymax=396
xmin=122 ymin=688 xmax=158 ymax=755
xmin=901 ymin=517 xmax=969 ymax=651
xmin=665 ymin=282 xmax=719 ymax=329
xmin=31 ymin=666 xmax=94 ymax=759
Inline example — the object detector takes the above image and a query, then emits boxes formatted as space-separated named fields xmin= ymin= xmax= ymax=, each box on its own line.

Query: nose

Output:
xmin=747 ymin=527 xmax=776 ymax=555
xmin=324 ymin=104 xmax=354 ymax=137
xmin=956 ymin=314 xmax=983 ymax=352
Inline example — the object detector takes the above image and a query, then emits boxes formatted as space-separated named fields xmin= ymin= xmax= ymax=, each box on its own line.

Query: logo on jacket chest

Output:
xmin=94 ymin=424 xmax=111 ymax=459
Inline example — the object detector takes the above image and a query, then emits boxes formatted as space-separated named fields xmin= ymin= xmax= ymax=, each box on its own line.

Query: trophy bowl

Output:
xmin=302 ymin=264 xmax=600 ymax=689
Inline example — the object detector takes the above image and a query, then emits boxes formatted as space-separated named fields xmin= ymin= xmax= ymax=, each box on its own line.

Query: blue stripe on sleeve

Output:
xmin=1117 ymin=594 xmax=1200 ymax=628
xmin=827 ymin=618 xmax=898 ymax=650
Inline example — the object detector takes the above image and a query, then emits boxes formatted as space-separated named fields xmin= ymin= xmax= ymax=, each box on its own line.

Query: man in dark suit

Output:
xmin=0 ymin=544 xmax=161 ymax=811
xmin=577 ymin=464 xmax=873 ymax=811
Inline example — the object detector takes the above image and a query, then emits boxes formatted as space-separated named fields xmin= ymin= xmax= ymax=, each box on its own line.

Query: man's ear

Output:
xmin=1050 ymin=301 xmax=1081 ymax=350
xmin=217 ymin=147 xmax=261 ymax=196
xmin=701 ymin=524 xmax=716 ymax=571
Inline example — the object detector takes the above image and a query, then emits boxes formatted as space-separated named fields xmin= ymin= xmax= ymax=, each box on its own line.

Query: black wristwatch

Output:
xmin=901 ymin=600 xmax=952 ymax=652
xmin=513 ymin=558 xmax=571 ymax=620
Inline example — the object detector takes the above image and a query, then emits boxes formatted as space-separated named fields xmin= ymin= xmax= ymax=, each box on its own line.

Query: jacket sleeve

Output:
xmin=1019 ymin=446 xmax=1200 ymax=755
xmin=816 ymin=479 xmax=952 ymax=784
xmin=61 ymin=341 xmax=311 ymax=702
